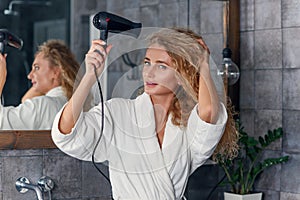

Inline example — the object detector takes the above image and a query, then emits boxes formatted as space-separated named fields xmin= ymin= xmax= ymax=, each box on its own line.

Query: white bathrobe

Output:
xmin=52 ymin=92 xmax=227 ymax=200
xmin=0 ymin=86 xmax=67 ymax=130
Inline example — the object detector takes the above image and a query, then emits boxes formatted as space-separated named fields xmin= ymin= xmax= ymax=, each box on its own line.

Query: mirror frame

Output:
xmin=0 ymin=130 xmax=56 ymax=149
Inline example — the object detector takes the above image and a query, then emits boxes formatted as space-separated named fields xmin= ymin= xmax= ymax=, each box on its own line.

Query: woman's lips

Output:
xmin=146 ymin=82 xmax=158 ymax=86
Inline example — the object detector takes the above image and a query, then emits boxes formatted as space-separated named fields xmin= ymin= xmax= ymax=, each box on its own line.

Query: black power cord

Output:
xmin=91 ymin=65 xmax=111 ymax=184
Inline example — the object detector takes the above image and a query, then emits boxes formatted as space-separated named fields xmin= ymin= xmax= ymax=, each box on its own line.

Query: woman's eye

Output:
xmin=144 ymin=61 xmax=151 ymax=66
xmin=33 ymin=66 xmax=40 ymax=71
xmin=158 ymin=65 xmax=167 ymax=70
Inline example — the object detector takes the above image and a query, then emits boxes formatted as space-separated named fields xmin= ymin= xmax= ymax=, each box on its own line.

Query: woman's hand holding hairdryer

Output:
xmin=84 ymin=39 xmax=112 ymax=84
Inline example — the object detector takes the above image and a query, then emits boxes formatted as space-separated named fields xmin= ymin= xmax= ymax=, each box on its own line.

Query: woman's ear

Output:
xmin=176 ymin=77 xmax=183 ymax=86
xmin=52 ymin=66 xmax=62 ymax=80
xmin=175 ymin=73 xmax=183 ymax=86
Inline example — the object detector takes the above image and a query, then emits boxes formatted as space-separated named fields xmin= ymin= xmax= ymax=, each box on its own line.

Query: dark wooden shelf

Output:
xmin=0 ymin=130 xmax=57 ymax=150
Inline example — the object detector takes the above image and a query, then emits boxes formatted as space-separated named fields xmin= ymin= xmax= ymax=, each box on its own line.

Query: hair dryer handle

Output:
xmin=0 ymin=32 xmax=5 ymax=54
xmin=99 ymin=18 xmax=108 ymax=42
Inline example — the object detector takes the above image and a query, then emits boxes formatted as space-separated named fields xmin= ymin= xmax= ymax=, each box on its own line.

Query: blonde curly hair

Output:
xmin=35 ymin=39 xmax=80 ymax=99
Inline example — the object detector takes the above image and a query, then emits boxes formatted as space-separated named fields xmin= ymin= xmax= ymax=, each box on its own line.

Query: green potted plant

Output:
xmin=217 ymin=121 xmax=289 ymax=200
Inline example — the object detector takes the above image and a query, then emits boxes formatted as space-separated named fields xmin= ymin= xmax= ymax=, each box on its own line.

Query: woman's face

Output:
xmin=27 ymin=52 xmax=60 ymax=94
xmin=143 ymin=44 xmax=179 ymax=97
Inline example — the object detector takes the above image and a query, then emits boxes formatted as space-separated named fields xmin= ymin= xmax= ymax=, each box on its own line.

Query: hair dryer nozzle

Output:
xmin=93 ymin=11 xmax=142 ymax=41
xmin=0 ymin=29 xmax=23 ymax=54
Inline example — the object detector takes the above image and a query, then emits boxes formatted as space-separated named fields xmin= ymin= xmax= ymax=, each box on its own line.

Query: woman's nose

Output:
xmin=27 ymin=70 xmax=33 ymax=79
xmin=144 ymin=65 xmax=156 ymax=77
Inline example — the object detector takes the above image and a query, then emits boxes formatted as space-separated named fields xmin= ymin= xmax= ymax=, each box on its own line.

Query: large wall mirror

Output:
xmin=0 ymin=0 xmax=70 ymax=149
xmin=1 ymin=0 xmax=70 ymax=106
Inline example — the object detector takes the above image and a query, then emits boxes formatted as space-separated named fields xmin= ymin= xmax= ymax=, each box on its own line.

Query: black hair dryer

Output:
xmin=93 ymin=11 xmax=142 ymax=41
xmin=0 ymin=29 xmax=23 ymax=54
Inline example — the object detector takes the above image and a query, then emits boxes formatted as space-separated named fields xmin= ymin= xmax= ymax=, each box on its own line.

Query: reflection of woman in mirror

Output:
xmin=0 ymin=40 xmax=80 ymax=130
xmin=52 ymin=28 xmax=238 ymax=199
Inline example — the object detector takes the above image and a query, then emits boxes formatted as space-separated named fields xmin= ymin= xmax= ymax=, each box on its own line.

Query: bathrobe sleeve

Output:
xmin=187 ymin=102 xmax=227 ymax=173
xmin=51 ymin=101 xmax=114 ymax=162
xmin=0 ymin=95 xmax=67 ymax=130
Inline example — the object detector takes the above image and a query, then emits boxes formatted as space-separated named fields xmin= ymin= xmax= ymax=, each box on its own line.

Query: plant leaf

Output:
xmin=254 ymin=156 xmax=289 ymax=176
xmin=258 ymin=136 xmax=265 ymax=147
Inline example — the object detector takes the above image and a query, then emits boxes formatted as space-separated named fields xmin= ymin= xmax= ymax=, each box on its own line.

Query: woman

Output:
xmin=52 ymin=28 xmax=234 ymax=199
xmin=0 ymin=39 xmax=80 ymax=130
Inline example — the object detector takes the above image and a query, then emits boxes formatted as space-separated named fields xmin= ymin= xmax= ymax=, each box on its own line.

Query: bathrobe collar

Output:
xmin=133 ymin=92 xmax=176 ymax=198
xmin=46 ymin=86 xmax=66 ymax=98
xmin=135 ymin=92 xmax=181 ymax=150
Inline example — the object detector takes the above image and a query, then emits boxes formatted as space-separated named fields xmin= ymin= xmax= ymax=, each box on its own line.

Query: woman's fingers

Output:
xmin=86 ymin=52 xmax=104 ymax=70
xmin=196 ymin=38 xmax=210 ymax=66
xmin=0 ymin=53 xmax=7 ymax=73
xmin=88 ymin=40 xmax=107 ymax=55
xmin=85 ymin=40 xmax=112 ymax=76
xmin=197 ymin=38 xmax=210 ymax=54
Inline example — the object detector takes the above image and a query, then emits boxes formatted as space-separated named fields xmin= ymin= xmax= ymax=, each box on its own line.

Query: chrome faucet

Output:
xmin=15 ymin=176 xmax=54 ymax=200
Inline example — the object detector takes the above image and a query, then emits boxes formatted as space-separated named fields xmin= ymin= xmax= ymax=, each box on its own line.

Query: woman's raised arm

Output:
xmin=58 ymin=40 xmax=112 ymax=134
xmin=0 ymin=54 xmax=7 ymax=96
xmin=197 ymin=39 xmax=220 ymax=124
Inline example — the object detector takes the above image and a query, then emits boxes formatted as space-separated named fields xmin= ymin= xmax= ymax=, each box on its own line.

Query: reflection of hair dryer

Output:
xmin=93 ymin=11 xmax=142 ymax=41
xmin=0 ymin=29 xmax=23 ymax=54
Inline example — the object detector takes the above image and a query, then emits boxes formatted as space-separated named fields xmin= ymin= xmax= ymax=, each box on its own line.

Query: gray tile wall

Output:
xmin=240 ymin=0 xmax=300 ymax=199
xmin=0 ymin=149 xmax=112 ymax=200
xmin=2 ymin=0 xmax=299 ymax=199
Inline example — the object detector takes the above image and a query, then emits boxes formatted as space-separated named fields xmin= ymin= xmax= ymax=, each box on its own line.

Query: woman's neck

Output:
xmin=150 ymin=94 xmax=174 ymax=145
xmin=150 ymin=93 xmax=174 ymax=111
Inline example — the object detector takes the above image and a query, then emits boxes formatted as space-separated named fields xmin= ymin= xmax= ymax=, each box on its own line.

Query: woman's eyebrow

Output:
xmin=156 ymin=60 xmax=170 ymax=65
xmin=144 ymin=57 xmax=170 ymax=65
